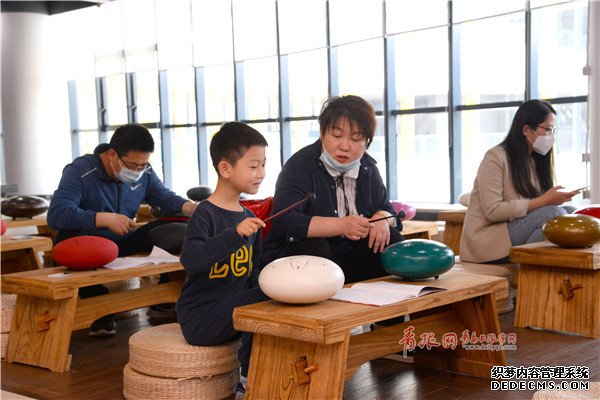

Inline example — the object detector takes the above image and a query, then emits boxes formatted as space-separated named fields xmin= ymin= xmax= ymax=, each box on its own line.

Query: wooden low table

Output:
xmin=510 ymin=241 xmax=600 ymax=338
xmin=1 ymin=235 xmax=53 ymax=273
xmin=437 ymin=209 xmax=466 ymax=254
xmin=234 ymin=270 xmax=507 ymax=400
xmin=1 ymin=262 xmax=185 ymax=372
xmin=401 ymin=220 xmax=439 ymax=240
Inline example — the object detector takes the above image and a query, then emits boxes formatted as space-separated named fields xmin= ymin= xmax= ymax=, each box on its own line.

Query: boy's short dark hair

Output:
xmin=210 ymin=122 xmax=268 ymax=172
xmin=318 ymin=95 xmax=376 ymax=147
xmin=110 ymin=124 xmax=155 ymax=155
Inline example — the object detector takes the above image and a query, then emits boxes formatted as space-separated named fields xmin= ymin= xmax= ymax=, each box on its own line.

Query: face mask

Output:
xmin=319 ymin=148 xmax=361 ymax=173
xmin=111 ymin=161 xmax=144 ymax=183
xmin=529 ymin=133 xmax=555 ymax=156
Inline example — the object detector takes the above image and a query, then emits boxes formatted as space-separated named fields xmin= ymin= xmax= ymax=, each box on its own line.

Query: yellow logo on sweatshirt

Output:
xmin=209 ymin=245 xmax=253 ymax=279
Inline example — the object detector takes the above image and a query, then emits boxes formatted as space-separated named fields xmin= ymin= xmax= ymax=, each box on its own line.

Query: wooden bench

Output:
xmin=2 ymin=216 xmax=57 ymax=265
xmin=1 ymin=235 xmax=53 ymax=273
xmin=401 ymin=220 xmax=439 ymax=240
xmin=1 ymin=262 xmax=184 ymax=372
xmin=234 ymin=270 xmax=507 ymax=400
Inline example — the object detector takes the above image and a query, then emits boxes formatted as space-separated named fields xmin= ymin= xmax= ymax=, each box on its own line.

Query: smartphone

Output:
xmin=558 ymin=186 xmax=589 ymax=193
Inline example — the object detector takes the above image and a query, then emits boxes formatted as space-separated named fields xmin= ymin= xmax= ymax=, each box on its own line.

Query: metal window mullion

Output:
xmin=384 ymin=33 xmax=398 ymax=200
xmin=67 ymin=80 xmax=81 ymax=158
xmin=126 ymin=72 xmax=137 ymax=123
xmin=276 ymin=1 xmax=291 ymax=164
xmin=449 ymin=0 xmax=462 ymax=203
xmin=195 ymin=66 xmax=209 ymax=185
xmin=526 ymin=2 xmax=537 ymax=100
xmin=96 ymin=77 xmax=108 ymax=144
xmin=158 ymin=70 xmax=173 ymax=188
xmin=325 ymin=0 xmax=333 ymax=96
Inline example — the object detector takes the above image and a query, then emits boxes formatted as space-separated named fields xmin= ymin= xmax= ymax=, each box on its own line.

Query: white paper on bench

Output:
xmin=103 ymin=246 xmax=179 ymax=270
xmin=330 ymin=281 xmax=446 ymax=306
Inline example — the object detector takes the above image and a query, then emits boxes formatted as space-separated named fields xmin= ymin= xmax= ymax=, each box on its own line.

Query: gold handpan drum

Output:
xmin=542 ymin=214 xmax=600 ymax=248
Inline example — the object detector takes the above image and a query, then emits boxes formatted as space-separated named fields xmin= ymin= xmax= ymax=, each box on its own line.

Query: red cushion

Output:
xmin=240 ymin=197 xmax=274 ymax=239
xmin=52 ymin=235 xmax=119 ymax=269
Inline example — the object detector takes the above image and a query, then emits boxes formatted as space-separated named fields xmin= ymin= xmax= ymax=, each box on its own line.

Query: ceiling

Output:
xmin=1 ymin=1 xmax=113 ymax=15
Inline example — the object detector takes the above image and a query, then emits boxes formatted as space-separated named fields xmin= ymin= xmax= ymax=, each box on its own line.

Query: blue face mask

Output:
xmin=319 ymin=148 xmax=361 ymax=173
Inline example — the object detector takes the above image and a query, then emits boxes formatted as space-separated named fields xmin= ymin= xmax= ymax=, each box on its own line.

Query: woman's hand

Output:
xmin=367 ymin=218 xmax=390 ymax=253
xmin=341 ymin=215 xmax=373 ymax=241
xmin=236 ymin=217 xmax=266 ymax=238
xmin=541 ymin=186 xmax=577 ymax=206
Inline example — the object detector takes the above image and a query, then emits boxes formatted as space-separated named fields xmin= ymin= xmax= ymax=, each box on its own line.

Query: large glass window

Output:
xmin=329 ymin=0 xmax=382 ymax=45
xmin=278 ymin=0 xmax=326 ymax=53
xmin=458 ymin=13 xmax=525 ymax=105
xmin=58 ymin=0 xmax=590 ymax=205
xmin=105 ymin=74 xmax=128 ymax=126
xmin=232 ymin=0 xmax=277 ymax=60
xmin=396 ymin=113 xmax=450 ymax=203
xmin=459 ymin=107 xmax=518 ymax=194
xmin=165 ymin=67 xmax=196 ymax=125
xmin=336 ymin=39 xmax=384 ymax=110
xmin=392 ymin=28 xmax=448 ymax=110
xmin=238 ymin=57 xmax=279 ymax=120
xmin=286 ymin=49 xmax=328 ymax=117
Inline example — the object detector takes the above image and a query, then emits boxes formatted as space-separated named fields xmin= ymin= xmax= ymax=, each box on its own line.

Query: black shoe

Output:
xmin=233 ymin=382 xmax=245 ymax=400
xmin=89 ymin=315 xmax=116 ymax=337
xmin=146 ymin=303 xmax=177 ymax=319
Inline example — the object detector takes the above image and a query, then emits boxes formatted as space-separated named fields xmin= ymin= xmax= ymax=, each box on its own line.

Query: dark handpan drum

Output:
xmin=0 ymin=195 xmax=49 ymax=219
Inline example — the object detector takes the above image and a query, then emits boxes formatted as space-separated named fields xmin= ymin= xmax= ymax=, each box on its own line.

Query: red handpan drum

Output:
xmin=575 ymin=205 xmax=600 ymax=220
xmin=52 ymin=236 xmax=118 ymax=269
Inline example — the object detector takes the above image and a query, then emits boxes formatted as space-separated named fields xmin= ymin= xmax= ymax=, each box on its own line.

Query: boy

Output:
xmin=177 ymin=122 xmax=269 ymax=399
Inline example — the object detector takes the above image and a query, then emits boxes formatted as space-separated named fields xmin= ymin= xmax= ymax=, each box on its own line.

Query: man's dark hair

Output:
xmin=109 ymin=124 xmax=155 ymax=155
xmin=318 ymin=95 xmax=377 ymax=147
xmin=210 ymin=122 xmax=268 ymax=172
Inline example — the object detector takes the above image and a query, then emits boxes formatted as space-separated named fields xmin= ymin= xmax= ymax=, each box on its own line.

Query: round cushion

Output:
xmin=0 ymin=220 xmax=6 ymax=235
xmin=1 ymin=195 xmax=48 ymax=219
xmin=458 ymin=192 xmax=471 ymax=207
xmin=148 ymin=222 xmax=187 ymax=254
xmin=575 ymin=205 xmax=600 ymax=220
xmin=259 ymin=255 xmax=345 ymax=304
xmin=123 ymin=363 xmax=237 ymax=400
xmin=52 ymin=235 xmax=118 ymax=269
xmin=186 ymin=186 xmax=213 ymax=202
xmin=542 ymin=214 xmax=600 ymax=248
xmin=381 ymin=239 xmax=455 ymax=280
xmin=390 ymin=201 xmax=416 ymax=221
xmin=129 ymin=323 xmax=239 ymax=378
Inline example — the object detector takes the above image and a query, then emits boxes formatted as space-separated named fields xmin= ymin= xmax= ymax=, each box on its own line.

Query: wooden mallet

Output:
xmin=263 ymin=192 xmax=316 ymax=222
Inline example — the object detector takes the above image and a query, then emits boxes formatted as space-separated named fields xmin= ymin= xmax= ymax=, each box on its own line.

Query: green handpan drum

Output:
xmin=381 ymin=239 xmax=455 ymax=280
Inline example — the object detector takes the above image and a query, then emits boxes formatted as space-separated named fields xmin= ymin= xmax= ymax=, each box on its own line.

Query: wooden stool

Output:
xmin=124 ymin=323 xmax=240 ymax=400
xmin=437 ymin=209 xmax=466 ymax=255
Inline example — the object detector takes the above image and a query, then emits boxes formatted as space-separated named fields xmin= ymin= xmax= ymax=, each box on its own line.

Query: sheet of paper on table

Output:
xmin=331 ymin=281 xmax=446 ymax=306
xmin=103 ymin=246 xmax=179 ymax=270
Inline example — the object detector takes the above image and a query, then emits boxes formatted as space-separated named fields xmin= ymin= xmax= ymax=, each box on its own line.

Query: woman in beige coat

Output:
xmin=460 ymin=100 xmax=580 ymax=263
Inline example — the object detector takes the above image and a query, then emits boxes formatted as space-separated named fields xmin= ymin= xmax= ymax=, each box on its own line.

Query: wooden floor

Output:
xmin=2 ymin=308 xmax=599 ymax=400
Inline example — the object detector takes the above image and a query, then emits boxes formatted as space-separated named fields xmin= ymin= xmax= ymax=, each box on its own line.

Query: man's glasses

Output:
xmin=118 ymin=154 xmax=150 ymax=173
xmin=536 ymin=125 xmax=557 ymax=135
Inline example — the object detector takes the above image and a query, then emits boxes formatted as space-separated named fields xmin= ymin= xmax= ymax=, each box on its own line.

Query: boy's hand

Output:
xmin=237 ymin=217 xmax=266 ymax=238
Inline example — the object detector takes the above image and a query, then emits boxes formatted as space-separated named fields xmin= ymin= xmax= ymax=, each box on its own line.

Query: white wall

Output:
xmin=1 ymin=11 xmax=71 ymax=195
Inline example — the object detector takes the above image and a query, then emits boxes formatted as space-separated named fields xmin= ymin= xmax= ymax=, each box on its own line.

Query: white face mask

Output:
xmin=319 ymin=148 xmax=361 ymax=173
xmin=529 ymin=133 xmax=555 ymax=156
xmin=111 ymin=160 xmax=144 ymax=183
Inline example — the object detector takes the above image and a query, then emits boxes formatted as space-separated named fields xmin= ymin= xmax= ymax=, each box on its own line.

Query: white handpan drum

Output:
xmin=258 ymin=255 xmax=345 ymax=304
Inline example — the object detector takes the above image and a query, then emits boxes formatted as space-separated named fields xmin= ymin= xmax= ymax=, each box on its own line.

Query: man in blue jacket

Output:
xmin=48 ymin=123 xmax=197 ymax=336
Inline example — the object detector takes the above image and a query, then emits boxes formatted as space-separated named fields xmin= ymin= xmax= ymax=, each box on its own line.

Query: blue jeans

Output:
xmin=507 ymin=205 xmax=576 ymax=246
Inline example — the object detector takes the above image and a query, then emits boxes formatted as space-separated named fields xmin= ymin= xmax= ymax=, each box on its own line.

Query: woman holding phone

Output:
xmin=460 ymin=100 xmax=580 ymax=263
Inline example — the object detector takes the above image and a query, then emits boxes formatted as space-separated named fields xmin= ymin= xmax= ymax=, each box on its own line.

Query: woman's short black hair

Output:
xmin=210 ymin=122 xmax=268 ymax=172
xmin=318 ymin=95 xmax=376 ymax=147
xmin=109 ymin=124 xmax=155 ymax=156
